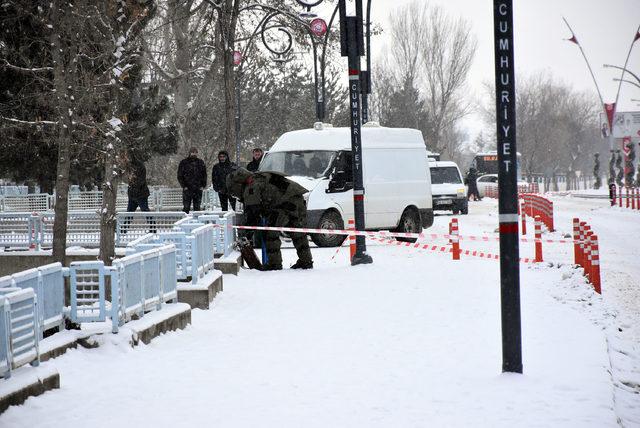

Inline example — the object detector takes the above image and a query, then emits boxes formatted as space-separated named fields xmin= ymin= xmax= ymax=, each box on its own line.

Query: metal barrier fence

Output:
xmin=0 ymin=193 xmax=52 ymax=212
xmin=484 ymin=183 xmax=539 ymax=199
xmin=1 ymin=211 xmax=236 ymax=258
xmin=0 ymin=186 xmax=28 ymax=196
xmin=0 ymin=213 xmax=38 ymax=249
xmin=0 ymin=188 xmax=222 ymax=213
xmin=521 ymin=193 xmax=554 ymax=232
xmin=0 ymin=264 xmax=65 ymax=339
xmin=0 ymin=288 xmax=40 ymax=379
xmin=69 ymin=244 xmax=178 ymax=333
xmin=128 ymin=223 xmax=216 ymax=284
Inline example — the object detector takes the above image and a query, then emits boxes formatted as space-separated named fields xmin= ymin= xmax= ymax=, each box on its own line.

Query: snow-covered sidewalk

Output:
xmin=1 ymin=203 xmax=624 ymax=427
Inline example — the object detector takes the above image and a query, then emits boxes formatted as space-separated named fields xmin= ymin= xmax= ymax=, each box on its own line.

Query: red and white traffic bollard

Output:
xmin=590 ymin=234 xmax=601 ymax=294
xmin=521 ymin=201 xmax=527 ymax=235
xmin=626 ymin=187 xmax=630 ymax=209
xmin=534 ymin=215 xmax=543 ymax=263
xmin=618 ymin=186 xmax=623 ymax=207
xmin=573 ymin=218 xmax=581 ymax=266
xmin=578 ymin=221 xmax=587 ymax=268
xmin=450 ymin=218 xmax=460 ymax=260
xmin=348 ymin=218 xmax=356 ymax=263
xmin=632 ymin=188 xmax=637 ymax=210
xmin=584 ymin=228 xmax=593 ymax=281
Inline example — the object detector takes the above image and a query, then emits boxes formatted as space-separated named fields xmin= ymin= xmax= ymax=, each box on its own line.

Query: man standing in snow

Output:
xmin=466 ymin=167 xmax=481 ymax=201
xmin=177 ymin=147 xmax=207 ymax=213
xmin=246 ymin=148 xmax=264 ymax=172
xmin=226 ymin=167 xmax=313 ymax=270
xmin=212 ymin=150 xmax=237 ymax=211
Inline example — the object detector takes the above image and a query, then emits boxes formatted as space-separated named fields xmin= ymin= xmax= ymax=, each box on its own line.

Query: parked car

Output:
xmin=476 ymin=174 xmax=528 ymax=198
xmin=429 ymin=160 xmax=467 ymax=214
xmin=260 ymin=122 xmax=434 ymax=246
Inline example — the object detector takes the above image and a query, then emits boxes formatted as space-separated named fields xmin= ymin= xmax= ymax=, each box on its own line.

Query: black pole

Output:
xmin=340 ymin=0 xmax=372 ymax=265
xmin=492 ymin=0 xmax=522 ymax=374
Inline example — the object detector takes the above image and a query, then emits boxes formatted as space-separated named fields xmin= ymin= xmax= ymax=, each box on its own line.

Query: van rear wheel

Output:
xmin=396 ymin=208 xmax=420 ymax=243
xmin=310 ymin=211 xmax=347 ymax=247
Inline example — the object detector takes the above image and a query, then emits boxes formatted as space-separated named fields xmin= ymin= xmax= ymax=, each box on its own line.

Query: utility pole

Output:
xmin=493 ymin=0 xmax=522 ymax=374
xmin=339 ymin=0 xmax=372 ymax=265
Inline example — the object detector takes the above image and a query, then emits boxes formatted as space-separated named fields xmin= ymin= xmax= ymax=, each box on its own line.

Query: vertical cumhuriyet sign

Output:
xmin=493 ymin=0 xmax=523 ymax=374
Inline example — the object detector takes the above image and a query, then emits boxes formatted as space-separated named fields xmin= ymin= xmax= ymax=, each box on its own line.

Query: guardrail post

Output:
xmin=451 ymin=218 xmax=460 ymax=260
xmin=534 ymin=216 xmax=543 ymax=262
xmin=590 ymin=234 xmax=601 ymax=294
xmin=632 ymin=188 xmax=637 ymax=210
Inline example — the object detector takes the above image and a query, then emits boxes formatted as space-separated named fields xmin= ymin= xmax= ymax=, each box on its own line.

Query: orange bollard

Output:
xmin=451 ymin=218 xmax=460 ymax=260
xmin=534 ymin=216 xmax=543 ymax=262
xmin=618 ymin=185 xmax=623 ymax=207
xmin=573 ymin=218 xmax=581 ymax=266
xmin=348 ymin=218 xmax=356 ymax=262
xmin=590 ymin=234 xmax=601 ymax=294
xmin=578 ymin=221 xmax=587 ymax=268
xmin=521 ymin=201 xmax=527 ymax=235
xmin=584 ymin=229 xmax=593 ymax=280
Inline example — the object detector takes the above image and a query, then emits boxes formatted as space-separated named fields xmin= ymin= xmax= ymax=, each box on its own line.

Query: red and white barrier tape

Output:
xmin=233 ymin=224 xmax=587 ymax=245
xmin=368 ymin=236 xmax=537 ymax=264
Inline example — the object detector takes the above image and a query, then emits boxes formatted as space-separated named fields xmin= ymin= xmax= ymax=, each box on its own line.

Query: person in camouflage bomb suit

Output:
xmin=226 ymin=168 xmax=313 ymax=270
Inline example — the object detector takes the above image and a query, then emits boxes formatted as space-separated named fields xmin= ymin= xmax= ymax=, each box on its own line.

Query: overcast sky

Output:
xmin=315 ymin=0 xmax=640 ymax=139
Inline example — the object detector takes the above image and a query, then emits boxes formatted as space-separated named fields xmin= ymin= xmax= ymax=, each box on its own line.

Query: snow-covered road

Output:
xmin=1 ymin=196 xmax=637 ymax=427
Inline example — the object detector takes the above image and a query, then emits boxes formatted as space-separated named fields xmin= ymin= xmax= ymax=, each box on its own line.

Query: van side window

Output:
xmin=327 ymin=151 xmax=353 ymax=193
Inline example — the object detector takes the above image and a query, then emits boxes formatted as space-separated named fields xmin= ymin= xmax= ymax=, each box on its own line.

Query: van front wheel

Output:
xmin=396 ymin=209 xmax=420 ymax=243
xmin=310 ymin=211 xmax=347 ymax=247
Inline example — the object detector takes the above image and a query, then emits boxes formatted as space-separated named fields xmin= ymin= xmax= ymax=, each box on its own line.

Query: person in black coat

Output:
xmin=211 ymin=150 xmax=237 ymax=211
xmin=246 ymin=148 xmax=264 ymax=172
xmin=177 ymin=147 xmax=207 ymax=213
xmin=124 ymin=151 xmax=154 ymax=233
xmin=126 ymin=153 xmax=150 ymax=212
xmin=466 ymin=167 xmax=481 ymax=201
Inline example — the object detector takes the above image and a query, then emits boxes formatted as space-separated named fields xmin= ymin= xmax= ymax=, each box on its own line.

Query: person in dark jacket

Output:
xmin=177 ymin=147 xmax=207 ymax=213
xmin=246 ymin=148 xmax=264 ymax=172
xmin=226 ymin=168 xmax=313 ymax=270
xmin=212 ymin=150 xmax=236 ymax=211
xmin=124 ymin=151 xmax=154 ymax=233
xmin=466 ymin=167 xmax=481 ymax=201
xmin=126 ymin=152 xmax=150 ymax=212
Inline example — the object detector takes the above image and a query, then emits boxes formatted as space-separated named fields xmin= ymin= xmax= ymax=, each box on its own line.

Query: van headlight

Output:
xmin=456 ymin=188 xmax=465 ymax=196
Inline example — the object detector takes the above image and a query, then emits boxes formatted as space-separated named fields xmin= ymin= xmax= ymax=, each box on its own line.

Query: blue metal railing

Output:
xmin=0 ymin=288 xmax=40 ymax=379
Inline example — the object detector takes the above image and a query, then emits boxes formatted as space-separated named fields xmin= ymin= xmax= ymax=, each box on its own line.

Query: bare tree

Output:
xmin=370 ymin=1 xmax=476 ymax=157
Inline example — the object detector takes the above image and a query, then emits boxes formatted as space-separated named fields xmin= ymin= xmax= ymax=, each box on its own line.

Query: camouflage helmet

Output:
xmin=226 ymin=167 xmax=253 ymax=198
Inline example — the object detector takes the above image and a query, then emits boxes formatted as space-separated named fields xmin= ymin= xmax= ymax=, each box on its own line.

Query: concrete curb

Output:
xmin=177 ymin=270 xmax=223 ymax=310
xmin=0 ymin=366 xmax=60 ymax=414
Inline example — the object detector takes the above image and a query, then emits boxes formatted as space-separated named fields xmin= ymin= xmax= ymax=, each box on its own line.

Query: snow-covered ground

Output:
xmin=1 ymin=196 xmax=638 ymax=427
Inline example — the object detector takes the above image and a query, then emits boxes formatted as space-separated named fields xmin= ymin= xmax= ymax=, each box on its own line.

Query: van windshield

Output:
xmin=430 ymin=166 xmax=462 ymax=184
xmin=259 ymin=151 xmax=337 ymax=178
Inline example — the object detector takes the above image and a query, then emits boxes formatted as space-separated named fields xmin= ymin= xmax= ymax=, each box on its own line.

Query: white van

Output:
xmin=428 ymin=160 xmax=467 ymax=215
xmin=259 ymin=123 xmax=434 ymax=247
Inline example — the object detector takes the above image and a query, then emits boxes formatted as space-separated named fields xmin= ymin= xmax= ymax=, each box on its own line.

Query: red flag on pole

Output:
xmin=605 ymin=103 xmax=616 ymax=129
xmin=568 ymin=35 xmax=579 ymax=45
xmin=634 ymin=30 xmax=640 ymax=43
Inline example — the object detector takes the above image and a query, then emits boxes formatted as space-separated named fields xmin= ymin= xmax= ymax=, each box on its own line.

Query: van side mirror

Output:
xmin=327 ymin=170 xmax=353 ymax=193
